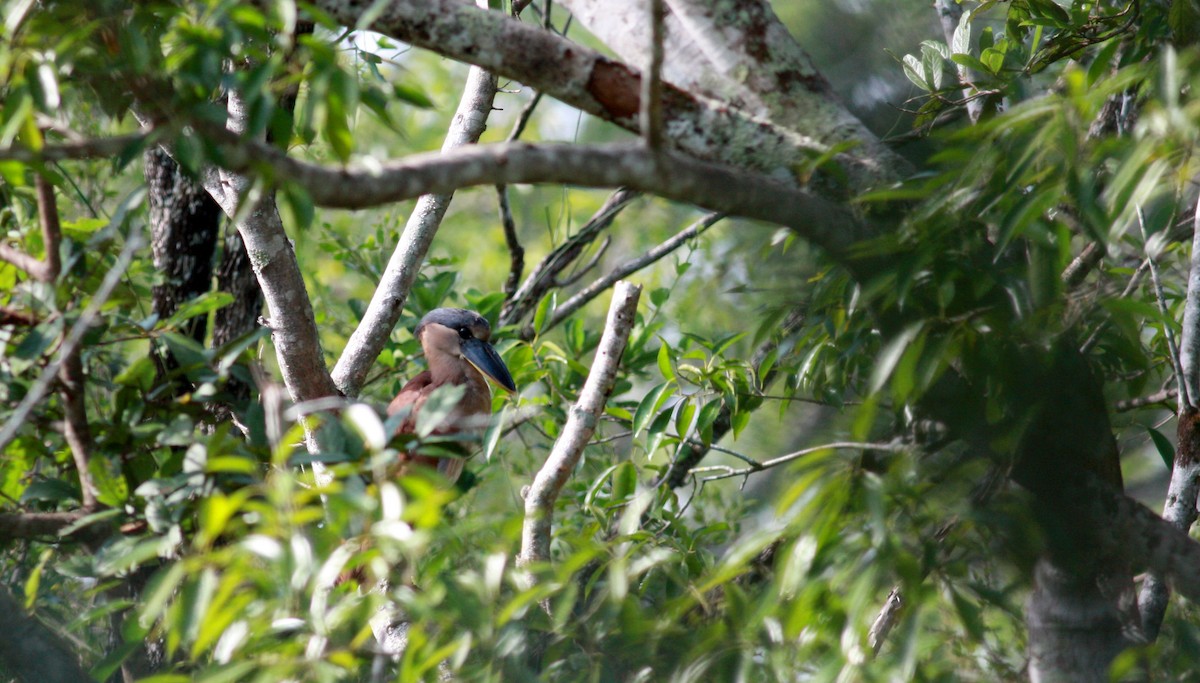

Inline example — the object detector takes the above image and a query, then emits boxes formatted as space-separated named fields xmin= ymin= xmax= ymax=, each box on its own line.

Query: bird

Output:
xmin=385 ymin=307 xmax=516 ymax=484
xmin=336 ymin=309 xmax=515 ymax=589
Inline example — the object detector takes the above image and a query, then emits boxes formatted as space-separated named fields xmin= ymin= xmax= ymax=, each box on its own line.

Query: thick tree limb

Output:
xmin=1178 ymin=190 xmax=1200 ymax=410
xmin=560 ymin=0 xmax=908 ymax=185
xmin=0 ymin=511 xmax=85 ymax=541
xmin=301 ymin=0 xmax=897 ymax=191
xmin=208 ymin=90 xmax=339 ymax=407
xmin=518 ymin=281 xmax=641 ymax=567
xmin=0 ymin=588 xmax=93 ymax=683
xmin=205 ymin=139 xmax=866 ymax=260
xmin=331 ymin=54 xmax=499 ymax=398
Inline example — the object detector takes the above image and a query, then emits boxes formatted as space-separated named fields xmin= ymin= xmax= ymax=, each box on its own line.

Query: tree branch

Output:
xmin=497 ymin=185 xmax=524 ymax=298
xmin=0 ymin=175 xmax=63 ymax=282
xmin=1139 ymin=189 xmax=1200 ymax=639
xmin=1114 ymin=388 xmax=1178 ymax=412
xmin=199 ymin=138 xmax=867 ymax=260
xmin=500 ymin=189 xmax=638 ymax=328
xmin=689 ymin=441 xmax=905 ymax=483
xmin=299 ymin=0 xmax=899 ymax=192
xmin=209 ymin=89 xmax=339 ymax=409
xmin=538 ymin=211 xmax=722 ymax=338
xmin=0 ymin=226 xmax=142 ymax=455
xmin=330 ymin=53 xmax=499 ymax=398
xmin=641 ymin=0 xmax=665 ymax=149
xmin=518 ymin=281 xmax=641 ymax=567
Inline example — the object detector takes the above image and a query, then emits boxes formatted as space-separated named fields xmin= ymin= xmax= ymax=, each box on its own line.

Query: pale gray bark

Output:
xmin=561 ymin=0 xmax=908 ymax=184
xmin=332 ymin=54 xmax=498 ymax=398
xmin=301 ymin=0 xmax=897 ymax=191
xmin=1138 ymin=191 xmax=1200 ymax=640
xmin=519 ymin=281 xmax=641 ymax=567
xmin=208 ymin=90 xmax=339 ymax=406
xmin=1178 ymin=192 xmax=1200 ymax=410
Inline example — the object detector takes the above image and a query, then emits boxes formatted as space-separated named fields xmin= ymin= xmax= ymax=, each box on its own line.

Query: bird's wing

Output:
xmin=387 ymin=370 xmax=433 ymax=434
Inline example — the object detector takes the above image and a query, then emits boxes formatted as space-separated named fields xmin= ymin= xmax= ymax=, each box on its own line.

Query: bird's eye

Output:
xmin=458 ymin=326 xmax=471 ymax=339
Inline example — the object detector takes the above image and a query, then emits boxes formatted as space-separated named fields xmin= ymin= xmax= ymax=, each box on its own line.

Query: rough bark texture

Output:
xmin=302 ymin=0 xmax=897 ymax=192
xmin=1027 ymin=560 xmax=1128 ymax=683
xmin=145 ymin=147 xmax=222 ymax=355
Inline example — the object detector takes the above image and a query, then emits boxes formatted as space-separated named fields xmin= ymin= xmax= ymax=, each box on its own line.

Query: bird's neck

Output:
xmin=429 ymin=352 xmax=489 ymax=393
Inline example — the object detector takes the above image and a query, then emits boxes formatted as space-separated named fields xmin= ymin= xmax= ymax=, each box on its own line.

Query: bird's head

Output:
xmin=414 ymin=308 xmax=517 ymax=393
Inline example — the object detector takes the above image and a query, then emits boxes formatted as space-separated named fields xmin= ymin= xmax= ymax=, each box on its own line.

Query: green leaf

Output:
xmin=20 ymin=478 xmax=78 ymax=504
xmin=393 ymin=81 xmax=435 ymax=108
xmin=533 ymin=291 xmax=556 ymax=336
xmin=675 ymin=397 xmax=696 ymax=439
xmin=611 ymin=461 xmax=638 ymax=502
xmin=645 ymin=407 xmax=673 ymax=456
xmin=161 ymin=332 xmax=210 ymax=374
xmin=416 ymin=384 xmax=466 ymax=438
xmin=633 ymin=382 xmax=674 ymax=436
xmin=656 ymin=340 xmax=675 ymax=382
xmin=88 ymin=457 xmax=129 ymax=507
xmin=1148 ymin=427 xmax=1175 ymax=470
xmin=162 ymin=292 xmax=234 ymax=331
xmin=1172 ymin=0 xmax=1200 ymax=46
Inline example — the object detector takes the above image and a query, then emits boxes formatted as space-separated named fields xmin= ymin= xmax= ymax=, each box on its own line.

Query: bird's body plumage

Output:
xmin=386 ymin=308 xmax=515 ymax=484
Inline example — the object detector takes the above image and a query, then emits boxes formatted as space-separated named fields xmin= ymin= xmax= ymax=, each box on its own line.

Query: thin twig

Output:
xmin=1115 ymin=388 xmax=1179 ymax=412
xmin=541 ymin=213 xmax=722 ymax=335
xmin=694 ymin=441 xmax=905 ymax=482
xmin=497 ymin=185 xmax=525 ymax=298
xmin=1139 ymin=205 xmax=1189 ymax=409
xmin=518 ymin=281 xmax=642 ymax=567
xmin=0 ymin=225 xmax=143 ymax=454
xmin=500 ymin=189 xmax=638 ymax=328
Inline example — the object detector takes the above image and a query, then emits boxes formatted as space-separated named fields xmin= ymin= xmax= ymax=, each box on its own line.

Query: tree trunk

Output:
xmin=1027 ymin=560 xmax=1128 ymax=683
xmin=144 ymin=147 xmax=222 ymax=373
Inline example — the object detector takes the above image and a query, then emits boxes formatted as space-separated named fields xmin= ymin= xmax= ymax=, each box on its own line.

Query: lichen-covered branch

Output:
xmin=331 ymin=52 xmax=499 ymax=398
xmin=301 ymin=0 xmax=898 ymax=191
xmin=208 ymin=89 xmax=339 ymax=408
xmin=518 ymin=281 xmax=641 ymax=567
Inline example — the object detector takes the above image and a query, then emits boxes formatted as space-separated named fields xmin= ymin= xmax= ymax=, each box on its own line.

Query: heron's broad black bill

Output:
xmin=461 ymin=337 xmax=517 ymax=393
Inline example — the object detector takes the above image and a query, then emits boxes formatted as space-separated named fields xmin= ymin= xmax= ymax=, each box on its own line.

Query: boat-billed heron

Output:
xmin=387 ymin=307 xmax=516 ymax=483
